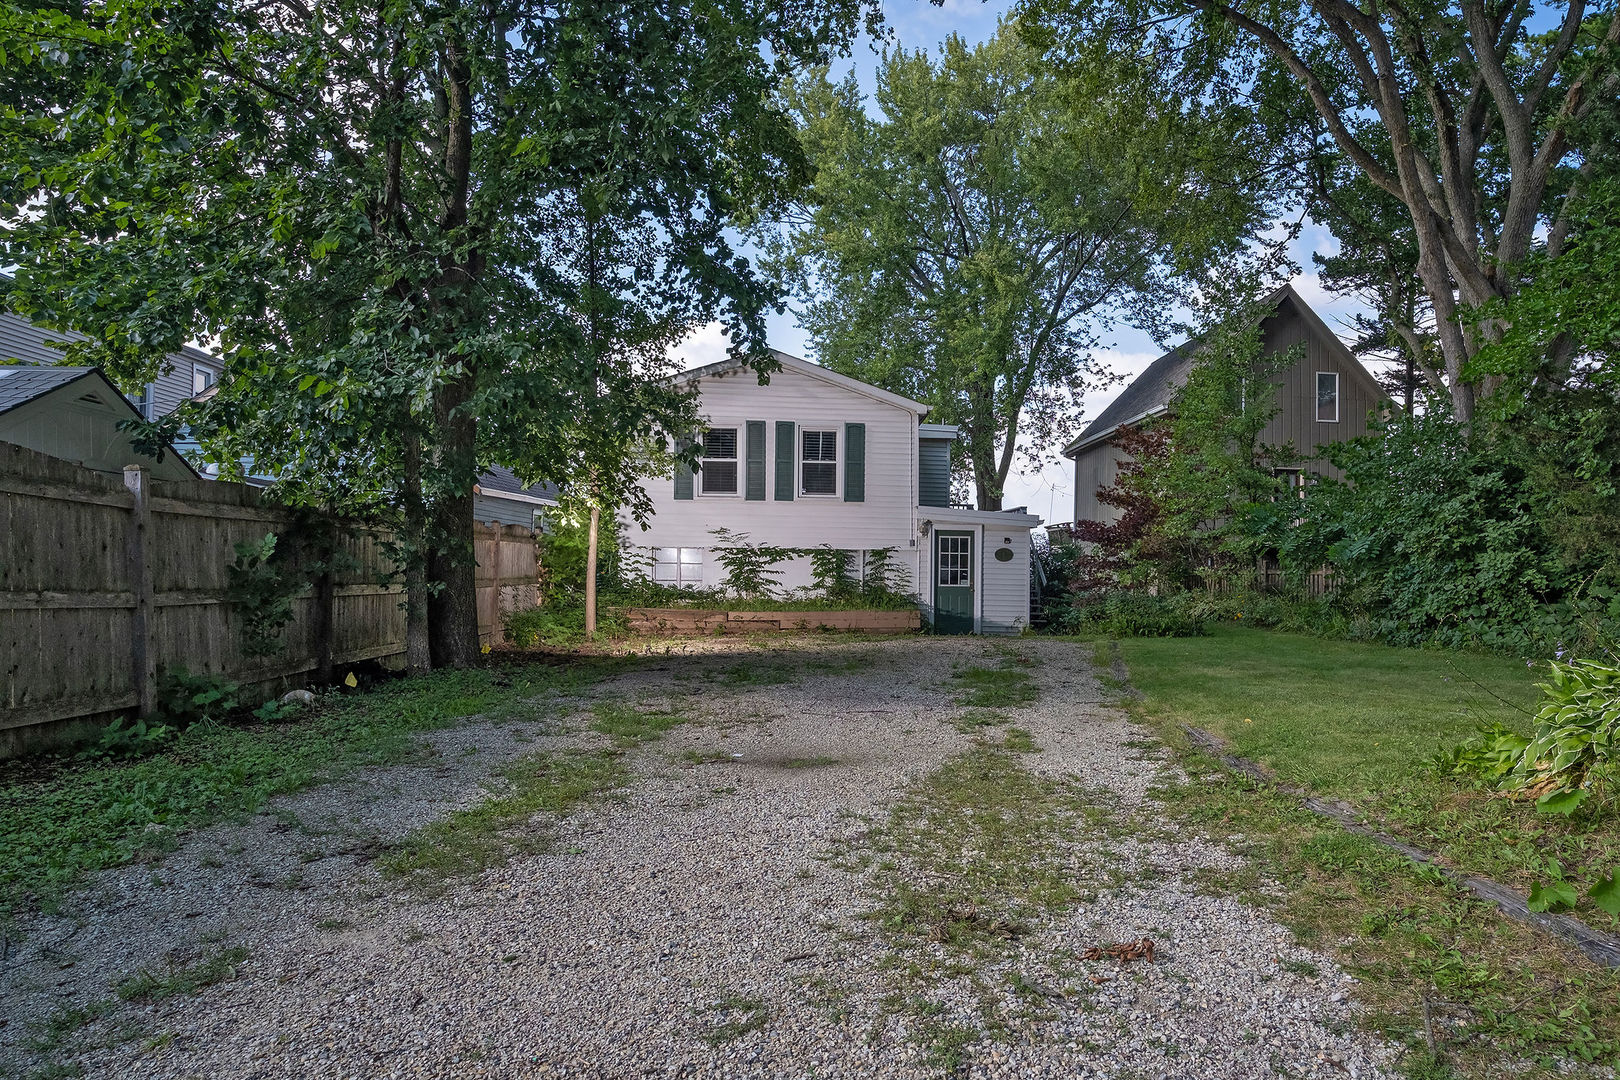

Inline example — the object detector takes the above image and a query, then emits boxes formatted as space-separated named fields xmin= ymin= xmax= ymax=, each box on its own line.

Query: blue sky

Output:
xmin=670 ymin=0 xmax=1374 ymax=524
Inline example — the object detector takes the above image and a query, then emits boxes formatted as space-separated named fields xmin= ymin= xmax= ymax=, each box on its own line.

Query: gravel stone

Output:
xmin=1 ymin=638 xmax=1402 ymax=1079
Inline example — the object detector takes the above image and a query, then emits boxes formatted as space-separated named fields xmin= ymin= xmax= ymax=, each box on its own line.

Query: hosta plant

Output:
xmin=1439 ymin=657 xmax=1619 ymax=815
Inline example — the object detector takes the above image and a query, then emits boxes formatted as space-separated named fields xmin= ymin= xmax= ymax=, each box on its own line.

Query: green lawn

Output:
xmin=1115 ymin=625 xmax=1540 ymax=797
xmin=1106 ymin=626 xmax=1620 ymax=1075
xmin=1114 ymin=626 xmax=1620 ymax=904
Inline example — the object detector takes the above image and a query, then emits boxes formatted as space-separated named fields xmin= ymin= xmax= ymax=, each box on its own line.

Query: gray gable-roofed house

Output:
xmin=0 ymin=366 xmax=200 ymax=481
xmin=1 ymin=301 xmax=559 ymax=517
xmin=474 ymin=465 xmax=561 ymax=528
xmin=1061 ymin=284 xmax=1390 ymax=529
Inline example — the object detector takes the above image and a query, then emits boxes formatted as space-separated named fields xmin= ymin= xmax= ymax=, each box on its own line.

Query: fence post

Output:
xmin=313 ymin=567 xmax=335 ymax=686
xmin=123 ymin=465 xmax=155 ymax=717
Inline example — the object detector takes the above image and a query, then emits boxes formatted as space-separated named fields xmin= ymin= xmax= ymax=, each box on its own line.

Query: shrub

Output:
xmin=708 ymin=527 xmax=793 ymax=599
xmin=1054 ymin=591 xmax=1208 ymax=638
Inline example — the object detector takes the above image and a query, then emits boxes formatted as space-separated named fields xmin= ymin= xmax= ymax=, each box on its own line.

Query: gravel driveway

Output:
xmin=1 ymin=638 xmax=1399 ymax=1079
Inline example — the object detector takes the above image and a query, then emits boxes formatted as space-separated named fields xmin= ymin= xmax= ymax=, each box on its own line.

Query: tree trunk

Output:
xmin=424 ymin=26 xmax=482 ymax=670
xmin=426 ymin=371 xmax=481 ymax=669
xmin=402 ymin=432 xmax=432 ymax=674
xmin=585 ymin=504 xmax=599 ymax=642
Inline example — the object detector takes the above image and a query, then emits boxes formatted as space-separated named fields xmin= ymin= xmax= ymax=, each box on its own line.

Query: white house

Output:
xmin=627 ymin=351 xmax=1039 ymax=635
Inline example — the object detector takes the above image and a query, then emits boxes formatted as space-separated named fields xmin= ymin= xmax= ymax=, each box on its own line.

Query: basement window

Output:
xmin=652 ymin=547 xmax=703 ymax=588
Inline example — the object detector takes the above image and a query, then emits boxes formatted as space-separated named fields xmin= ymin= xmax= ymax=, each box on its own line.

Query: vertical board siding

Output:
xmin=918 ymin=438 xmax=952 ymax=508
xmin=0 ymin=441 xmax=538 ymax=756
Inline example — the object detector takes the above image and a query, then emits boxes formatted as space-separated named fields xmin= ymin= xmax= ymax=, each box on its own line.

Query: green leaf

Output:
xmin=1589 ymin=873 xmax=1620 ymax=918
xmin=1533 ymin=786 xmax=1588 ymax=816
xmin=1527 ymin=879 xmax=1577 ymax=913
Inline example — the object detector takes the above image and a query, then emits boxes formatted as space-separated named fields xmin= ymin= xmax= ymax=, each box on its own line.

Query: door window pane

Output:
xmin=937 ymin=535 xmax=972 ymax=587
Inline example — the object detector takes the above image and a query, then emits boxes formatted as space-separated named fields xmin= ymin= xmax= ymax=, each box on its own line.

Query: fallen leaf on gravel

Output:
xmin=1082 ymin=936 xmax=1155 ymax=964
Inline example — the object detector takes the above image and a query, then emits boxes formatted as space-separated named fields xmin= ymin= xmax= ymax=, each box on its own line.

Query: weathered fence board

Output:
xmin=0 ymin=441 xmax=538 ymax=757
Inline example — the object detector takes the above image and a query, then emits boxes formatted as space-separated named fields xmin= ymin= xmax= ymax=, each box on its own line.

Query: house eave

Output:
xmin=1061 ymin=405 xmax=1168 ymax=458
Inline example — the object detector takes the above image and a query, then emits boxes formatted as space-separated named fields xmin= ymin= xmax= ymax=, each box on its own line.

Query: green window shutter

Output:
xmin=674 ymin=437 xmax=694 ymax=500
xmin=745 ymin=421 xmax=766 ymax=501
xmin=844 ymin=422 xmax=865 ymax=502
xmin=774 ymin=421 xmax=795 ymax=500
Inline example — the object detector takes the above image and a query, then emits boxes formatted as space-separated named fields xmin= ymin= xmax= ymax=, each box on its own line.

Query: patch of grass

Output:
xmin=952 ymin=708 xmax=1005 ymax=733
xmin=1001 ymin=728 xmax=1038 ymax=753
xmin=859 ymin=746 xmax=1097 ymax=949
xmin=1163 ymin=762 xmax=1620 ymax=1074
xmin=589 ymin=701 xmax=686 ymax=746
xmin=698 ymin=994 xmax=769 ymax=1045
xmin=717 ymin=660 xmax=801 ymax=686
xmin=23 ymin=999 xmax=112 ymax=1055
xmin=379 ymin=749 xmax=626 ymax=888
xmin=1112 ymin=626 xmax=1618 ymax=912
xmin=918 ymin=1018 xmax=979 ymax=1073
xmin=116 ymin=945 xmax=250 ymax=1003
xmin=950 ymin=662 xmax=1038 ymax=709
xmin=0 ymin=659 xmax=624 ymax=916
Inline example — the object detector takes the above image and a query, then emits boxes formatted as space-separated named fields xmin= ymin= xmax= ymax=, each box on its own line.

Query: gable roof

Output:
xmin=677 ymin=349 xmax=930 ymax=417
xmin=475 ymin=464 xmax=560 ymax=505
xmin=1061 ymin=283 xmax=1383 ymax=458
xmin=0 ymin=364 xmax=202 ymax=480
xmin=0 ymin=365 xmax=100 ymax=414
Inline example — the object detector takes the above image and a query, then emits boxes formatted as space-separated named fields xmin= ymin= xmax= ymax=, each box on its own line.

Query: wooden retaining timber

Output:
xmin=0 ymin=441 xmax=538 ymax=757
xmin=622 ymin=607 xmax=920 ymax=636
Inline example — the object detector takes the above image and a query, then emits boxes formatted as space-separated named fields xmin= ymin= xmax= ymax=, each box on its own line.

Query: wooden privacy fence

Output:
xmin=0 ymin=441 xmax=538 ymax=757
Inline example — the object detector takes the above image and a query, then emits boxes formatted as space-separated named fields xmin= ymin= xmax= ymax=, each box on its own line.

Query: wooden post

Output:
xmin=585 ymin=504 xmax=599 ymax=641
xmin=313 ymin=567 xmax=336 ymax=686
xmin=123 ymin=465 xmax=155 ymax=717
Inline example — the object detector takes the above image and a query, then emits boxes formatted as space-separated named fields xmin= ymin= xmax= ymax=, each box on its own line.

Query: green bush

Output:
xmin=504 ymin=605 xmax=627 ymax=648
xmin=1054 ymin=591 xmax=1208 ymax=638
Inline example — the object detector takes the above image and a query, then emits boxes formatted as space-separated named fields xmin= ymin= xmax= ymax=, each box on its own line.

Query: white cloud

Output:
xmin=665 ymin=321 xmax=731 ymax=371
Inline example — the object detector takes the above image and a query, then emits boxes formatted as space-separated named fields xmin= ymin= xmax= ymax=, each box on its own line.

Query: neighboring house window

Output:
xmin=1273 ymin=468 xmax=1305 ymax=497
xmin=801 ymin=428 xmax=837 ymax=495
xmin=193 ymin=364 xmax=216 ymax=394
xmin=137 ymin=383 xmax=154 ymax=419
xmin=1316 ymin=371 xmax=1339 ymax=422
xmin=699 ymin=427 xmax=738 ymax=495
xmin=652 ymin=547 xmax=703 ymax=587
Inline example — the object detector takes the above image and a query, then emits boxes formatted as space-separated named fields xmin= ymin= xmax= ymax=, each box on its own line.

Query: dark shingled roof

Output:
xmin=477 ymin=464 xmax=560 ymax=503
xmin=0 ymin=365 xmax=98 ymax=415
xmin=1063 ymin=346 xmax=1193 ymax=456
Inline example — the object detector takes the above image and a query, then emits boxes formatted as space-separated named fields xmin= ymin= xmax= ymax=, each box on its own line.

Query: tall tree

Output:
xmin=0 ymin=0 xmax=869 ymax=666
xmin=1027 ymin=0 xmax=1620 ymax=422
xmin=768 ymin=24 xmax=1283 ymax=509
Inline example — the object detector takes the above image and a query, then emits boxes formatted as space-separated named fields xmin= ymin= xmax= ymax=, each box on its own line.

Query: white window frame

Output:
xmin=698 ymin=426 xmax=740 ymax=497
xmin=652 ymin=547 xmax=704 ymax=588
xmin=1315 ymin=371 xmax=1340 ymax=423
xmin=799 ymin=427 xmax=838 ymax=497
xmin=192 ymin=363 xmax=217 ymax=395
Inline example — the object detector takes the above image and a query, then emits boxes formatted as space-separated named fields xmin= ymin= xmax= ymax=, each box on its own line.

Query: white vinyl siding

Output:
xmin=631 ymin=364 xmax=920 ymax=553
